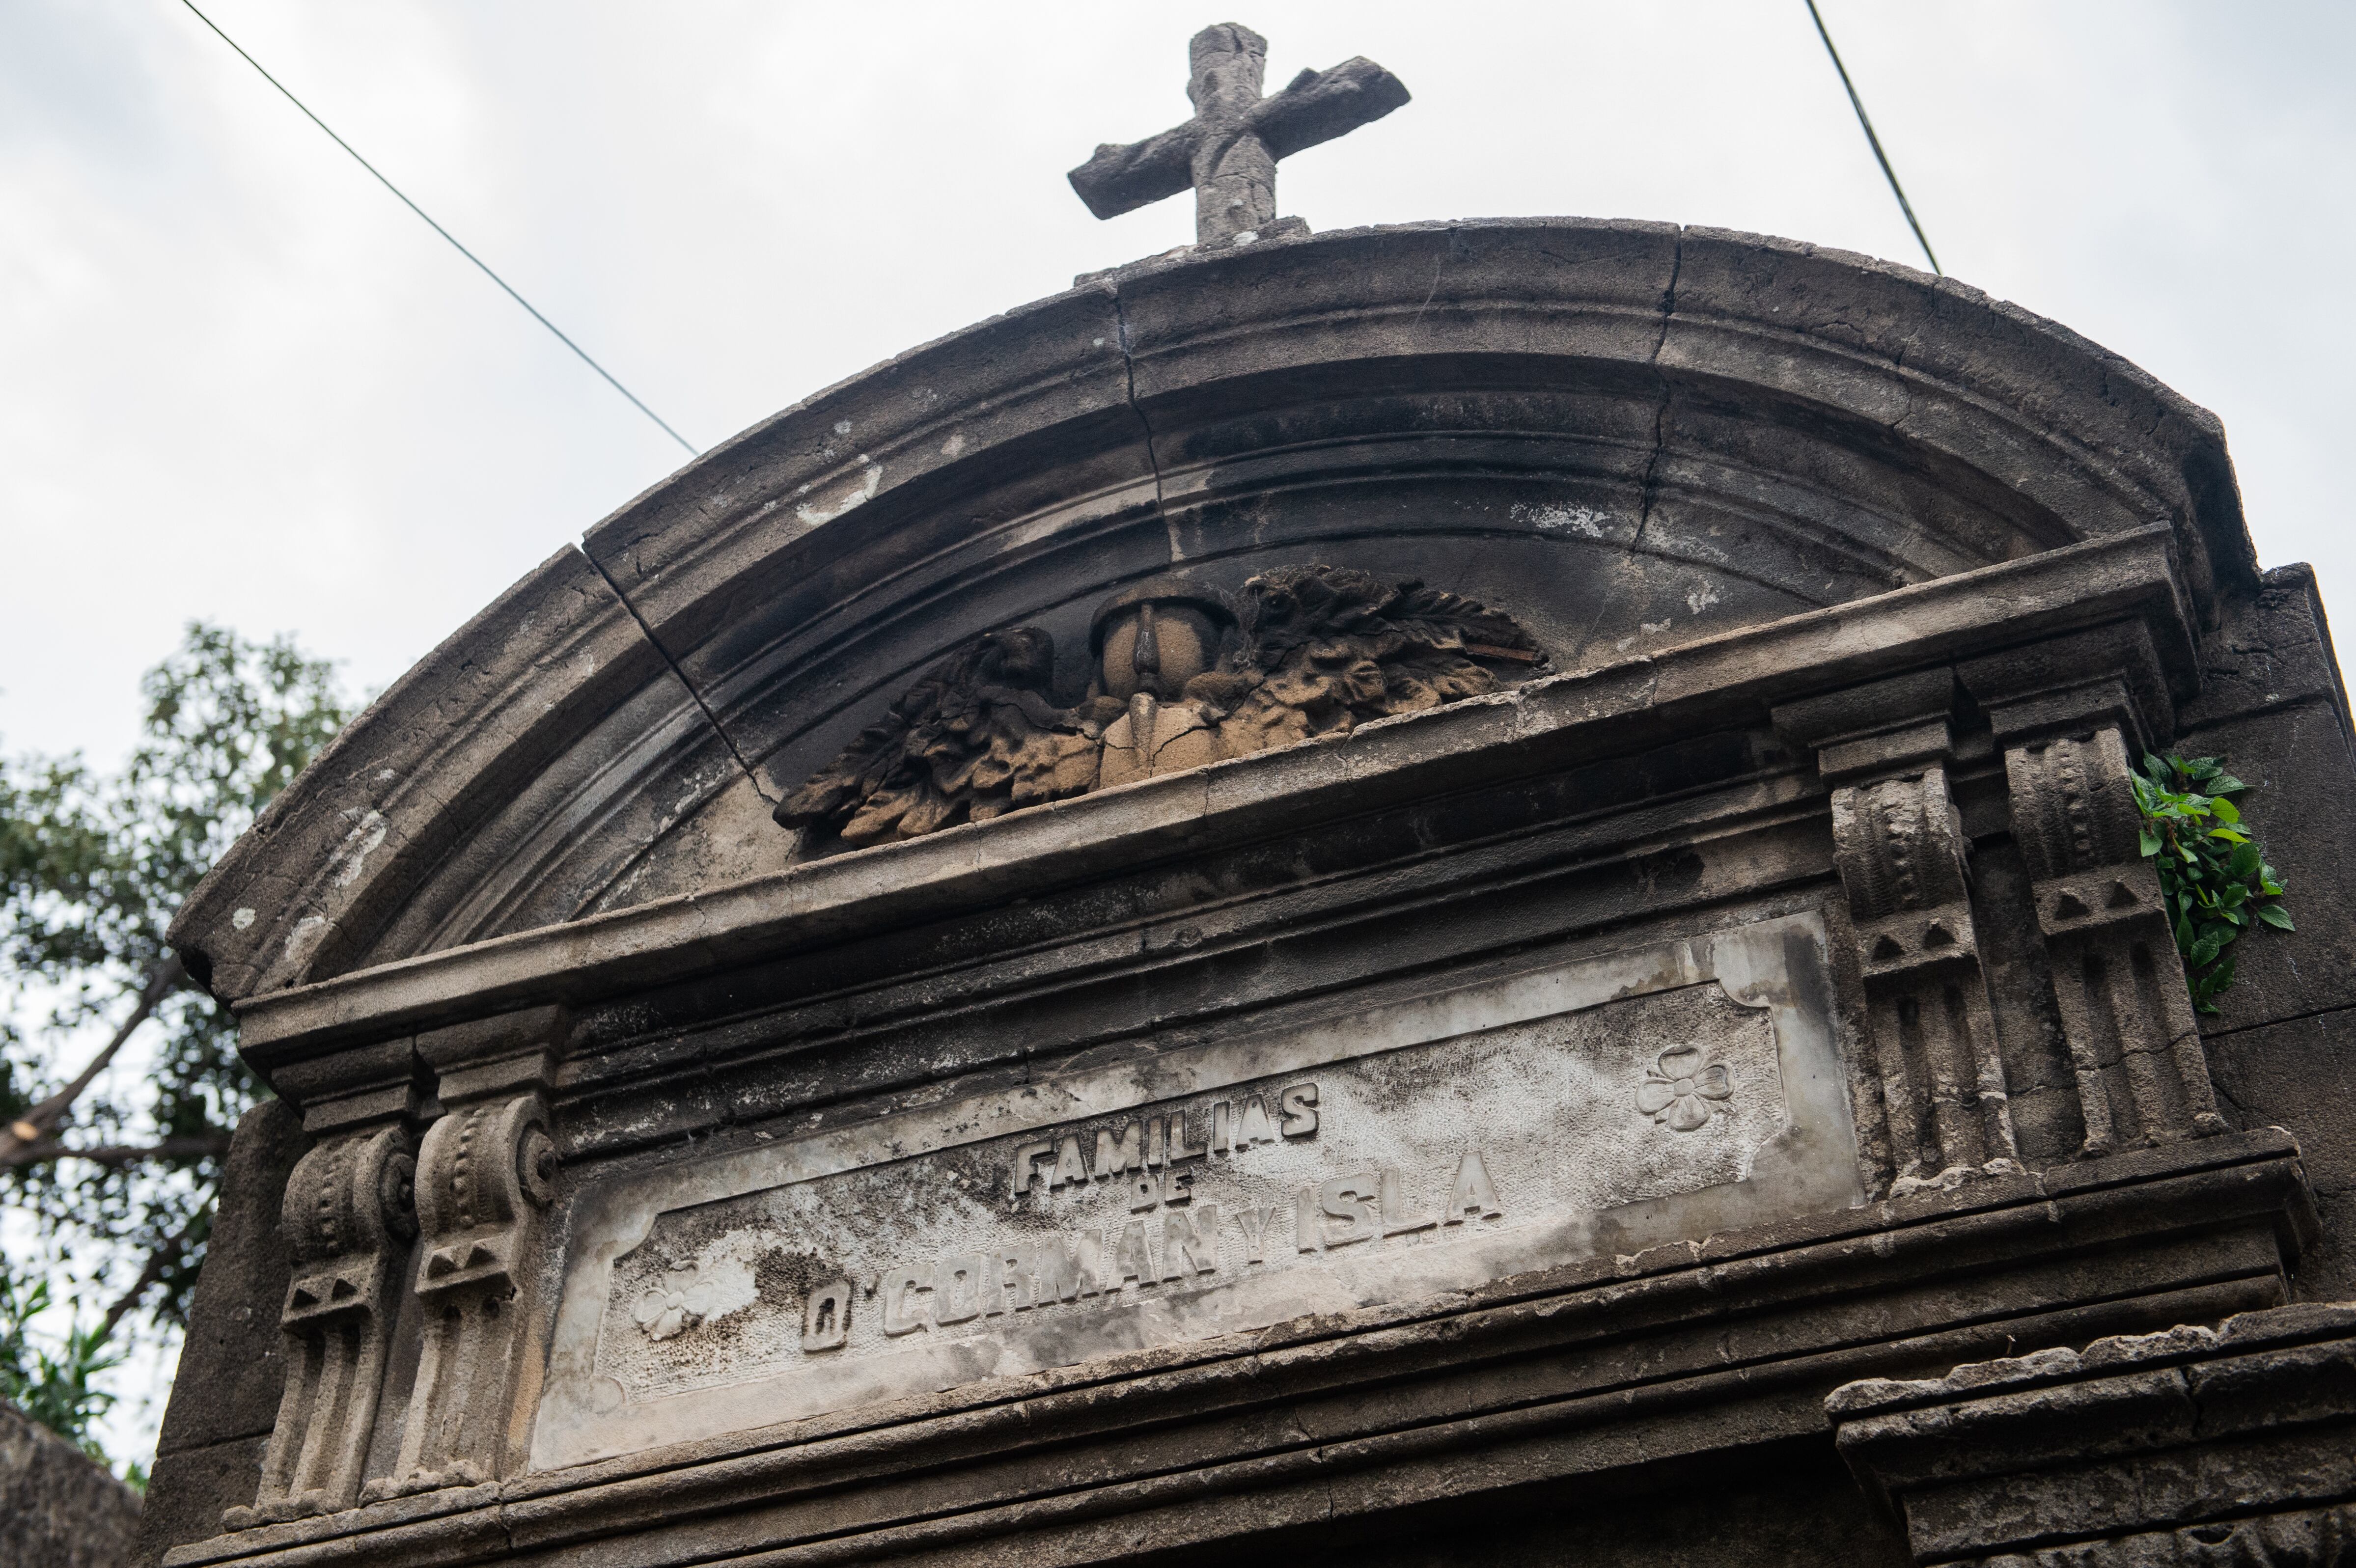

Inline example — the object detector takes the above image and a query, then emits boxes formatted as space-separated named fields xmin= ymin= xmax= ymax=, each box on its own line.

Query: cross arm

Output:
xmin=1246 ymin=58 xmax=1411 ymax=162
xmin=1068 ymin=127 xmax=1198 ymax=222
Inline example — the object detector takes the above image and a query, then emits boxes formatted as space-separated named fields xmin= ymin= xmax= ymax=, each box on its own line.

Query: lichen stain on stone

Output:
xmin=752 ymin=1246 xmax=839 ymax=1309
xmin=328 ymin=808 xmax=389 ymax=890
xmin=795 ymin=457 xmax=883 ymax=526
xmin=282 ymin=912 xmax=329 ymax=966
xmin=1513 ymin=501 xmax=1614 ymax=539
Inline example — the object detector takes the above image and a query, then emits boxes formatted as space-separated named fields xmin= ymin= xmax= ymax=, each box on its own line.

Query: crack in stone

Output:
xmin=1411 ymin=244 xmax=1445 ymax=327
xmin=589 ymin=551 xmax=776 ymax=805
xmin=1109 ymin=287 xmax=1180 ymax=563
xmin=2201 ymin=995 xmax=2356 ymax=1044
xmin=1634 ymin=232 xmax=1685 ymax=543
xmin=1564 ymin=229 xmax=1683 ymax=672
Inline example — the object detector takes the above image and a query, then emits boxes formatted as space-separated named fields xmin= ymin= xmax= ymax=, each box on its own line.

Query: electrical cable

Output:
xmin=178 ymin=0 xmax=700 ymax=455
xmin=1803 ymin=0 xmax=1941 ymax=276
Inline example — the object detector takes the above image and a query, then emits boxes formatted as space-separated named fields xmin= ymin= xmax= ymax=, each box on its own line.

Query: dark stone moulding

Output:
xmin=138 ymin=217 xmax=2356 ymax=1568
xmin=162 ymin=1135 xmax=2311 ymax=1568
xmin=169 ymin=219 xmax=2260 ymax=1012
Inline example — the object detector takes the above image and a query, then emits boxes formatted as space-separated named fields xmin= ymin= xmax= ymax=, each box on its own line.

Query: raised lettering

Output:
xmin=1235 ymin=1204 xmax=1275 ymax=1264
xmin=1010 ymin=1140 xmax=1054 ymax=1198
xmin=1280 ymin=1082 xmax=1320 ymax=1137
xmin=1128 ymin=1170 xmax=1162 ymax=1212
xmin=1381 ymin=1168 xmax=1437 ymax=1236
xmin=1442 ymin=1151 xmax=1503 ymax=1223
xmin=802 ymin=1278 xmax=851 ymax=1351
xmin=1109 ymin=1221 xmax=1152 ymax=1290
xmin=1212 ymin=1100 xmax=1231 ymax=1155
xmin=1161 ymin=1204 xmax=1221 ymax=1278
xmin=881 ymin=1266 xmax=931 ymax=1336
xmin=995 ymin=1246 xmax=1031 ymax=1313
xmin=1167 ymin=1109 xmax=1206 ymax=1163
xmin=1050 ymin=1135 xmax=1089 ymax=1191
xmin=1033 ymin=1236 xmax=1084 ymax=1303
xmin=934 ymin=1255 xmax=985 ymax=1323
xmin=1320 ymin=1173 xmax=1380 ymax=1246
xmin=1297 ymin=1187 xmax=1320 ymax=1253
xmin=1092 ymin=1121 xmax=1143 ymax=1181
xmin=1236 ymin=1096 xmax=1276 ymax=1147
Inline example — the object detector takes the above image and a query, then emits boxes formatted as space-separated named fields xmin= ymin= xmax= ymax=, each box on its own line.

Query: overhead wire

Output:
xmin=1802 ymin=0 xmax=1942 ymax=276
xmin=177 ymin=0 xmax=700 ymax=456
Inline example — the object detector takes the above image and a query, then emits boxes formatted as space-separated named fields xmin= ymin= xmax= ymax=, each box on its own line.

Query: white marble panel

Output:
xmin=532 ymin=910 xmax=1858 ymax=1469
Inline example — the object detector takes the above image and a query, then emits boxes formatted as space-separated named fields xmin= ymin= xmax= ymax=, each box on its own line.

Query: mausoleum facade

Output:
xmin=135 ymin=94 xmax=2356 ymax=1568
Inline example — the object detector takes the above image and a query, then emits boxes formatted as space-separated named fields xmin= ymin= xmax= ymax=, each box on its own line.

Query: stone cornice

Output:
xmin=173 ymin=219 xmax=2257 ymax=1011
xmin=160 ymin=1130 xmax=2311 ymax=1568
xmin=237 ymin=526 xmax=2190 ymax=1077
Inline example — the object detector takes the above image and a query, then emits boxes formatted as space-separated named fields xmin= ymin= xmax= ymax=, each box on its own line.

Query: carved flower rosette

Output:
xmin=1636 ymin=1045 xmax=1734 ymax=1132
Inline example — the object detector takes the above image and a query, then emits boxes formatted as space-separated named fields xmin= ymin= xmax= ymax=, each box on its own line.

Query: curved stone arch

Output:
xmin=172 ymin=218 xmax=2252 ymax=1004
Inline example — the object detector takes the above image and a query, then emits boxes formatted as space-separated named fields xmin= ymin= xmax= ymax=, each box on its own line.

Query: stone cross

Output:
xmin=1069 ymin=23 xmax=1411 ymax=249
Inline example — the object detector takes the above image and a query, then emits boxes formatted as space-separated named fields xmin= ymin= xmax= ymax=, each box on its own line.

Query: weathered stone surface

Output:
xmin=224 ymin=527 xmax=2193 ymax=1071
xmin=162 ymin=1135 xmax=2310 ymax=1567
xmin=173 ymin=220 xmax=2263 ymax=1012
xmin=1 ymin=1399 xmax=141 ymax=1568
xmin=2180 ymin=568 xmax=2356 ymax=1034
xmin=1310 ymin=1450 xmax=1912 ymax=1568
xmin=134 ymin=1439 xmax=264 ymax=1568
xmin=775 ymin=563 xmax=1544 ymax=846
xmin=169 ymin=548 xmax=759 ymax=1001
xmin=144 ymin=211 xmax=2352 ymax=1568
xmin=133 ymin=1101 xmax=306 ymax=1566
xmin=153 ymin=1100 xmax=307 ymax=1460
xmin=1067 ymin=24 xmax=1409 ymax=248
xmin=534 ymin=914 xmax=1856 ymax=1467
xmin=228 ymin=1121 xmax=416 ymax=1527
xmin=1831 ymin=1303 xmax=2356 ymax=1566
xmin=2207 ymin=1004 xmax=2356 ymax=1301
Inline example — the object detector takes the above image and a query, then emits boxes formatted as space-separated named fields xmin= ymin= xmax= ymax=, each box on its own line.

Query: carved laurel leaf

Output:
xmin=1381 ymin=582 xmax=1542 ymax=660
xmin=776 ymin=628 xmax=1089 ymax=846
xmin=777 ymin=567 xmax=1550 ymax=848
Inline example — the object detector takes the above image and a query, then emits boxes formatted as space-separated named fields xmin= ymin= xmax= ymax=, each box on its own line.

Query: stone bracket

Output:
xmin=168 ymin=1133 xmax=2312 ymax=1568
xmin=360 ymin=1007 xmax=567 ymax=1502
xmin=224 ymin=1123 xmax=416 ymax=1529
xmin=1775 ymin=671 xmax=2021 ymax=1196
xmin=1962 ymin=628 xmax=2227 ymax=1154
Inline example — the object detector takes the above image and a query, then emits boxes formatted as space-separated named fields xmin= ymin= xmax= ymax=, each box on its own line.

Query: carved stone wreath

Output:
xmin=775 ymin=565 xmax=1547 ymax=847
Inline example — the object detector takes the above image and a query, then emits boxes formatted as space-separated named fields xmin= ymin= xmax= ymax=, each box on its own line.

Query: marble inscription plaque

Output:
xmin=533 ymin=912 xmax=1858 ymax=1468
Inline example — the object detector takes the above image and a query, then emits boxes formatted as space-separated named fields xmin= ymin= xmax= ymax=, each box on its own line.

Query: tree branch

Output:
xmin=0 ymin=950 xmax=188 ymax=1158
xmin=0 ymin=1133 xmax=231 ymax=1170
xmin=98 ymin=1201 xmax=211 ymax=1344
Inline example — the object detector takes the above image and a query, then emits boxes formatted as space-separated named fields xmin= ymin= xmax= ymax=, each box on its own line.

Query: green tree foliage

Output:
xmin=2133 ymin=752 xmax=2294 ymax=1013
xmin=0 ymin=624 xmax=348 ymax=1462
xmin=0 ymin=1270 xmax=126 ymax=1468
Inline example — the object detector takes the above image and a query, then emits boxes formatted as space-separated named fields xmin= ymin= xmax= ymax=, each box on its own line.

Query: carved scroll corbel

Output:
xmin=366 ymin=1093 xmax=557 ymax=1498
xmin=225 ymin=1125 xmax=416 ymax=1528
xmin=1776 ymin=671 xmax=2021 ymax=1197
xmin=1962 ymin=628 xmax=2226 ymax=1155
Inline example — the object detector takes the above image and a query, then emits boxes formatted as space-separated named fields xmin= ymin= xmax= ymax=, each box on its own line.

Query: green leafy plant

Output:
xmin=2132 ymin=753 xmax=2293 ymax=1013
xmin=0 ymin=1267 xmax=125 ymax=1463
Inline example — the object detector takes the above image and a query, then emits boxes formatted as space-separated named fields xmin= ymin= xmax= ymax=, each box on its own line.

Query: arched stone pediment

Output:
xmin=173 ymin=218 xmax=2254 ymax=1003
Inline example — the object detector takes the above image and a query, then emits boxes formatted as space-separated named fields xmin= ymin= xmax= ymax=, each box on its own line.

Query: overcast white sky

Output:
xmin=5 ymin=2 xmax=2354 ymax=767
